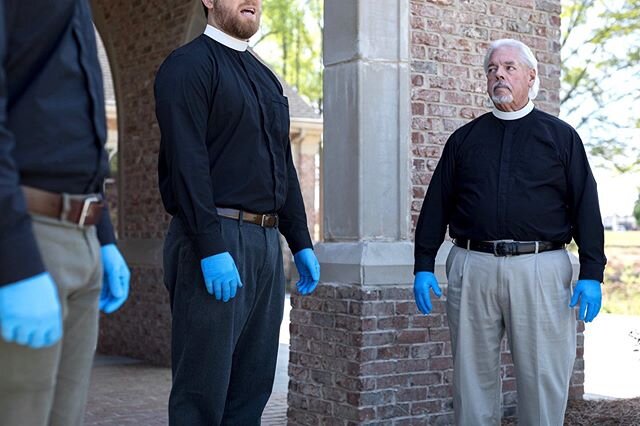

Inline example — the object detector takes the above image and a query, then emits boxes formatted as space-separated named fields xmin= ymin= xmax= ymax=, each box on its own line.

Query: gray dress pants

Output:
xmin=446 ymin=245 xmax=576 ymax=426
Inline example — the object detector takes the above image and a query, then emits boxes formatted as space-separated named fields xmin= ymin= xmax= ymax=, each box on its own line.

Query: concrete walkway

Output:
xmin=84 ymin=300 xmax=640 ymax=425
xmin=85 ymin=298 xmax=291 ymax=426
xmin=583 ymin=313 xmax=640 ymax=399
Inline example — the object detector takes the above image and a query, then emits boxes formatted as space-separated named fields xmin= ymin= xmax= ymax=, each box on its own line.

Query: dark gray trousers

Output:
xmin=164 ymin=216 xmax=285 ymax=426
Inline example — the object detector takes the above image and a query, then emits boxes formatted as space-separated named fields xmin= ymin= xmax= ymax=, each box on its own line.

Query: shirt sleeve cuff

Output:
xmin=192 ymin=228 xmax=228 ymax=259
xmin=413 ymin=257 xmax=436 ymax=275
xmin=283 ymin=228 xmax=313 ymax=255
xmin=96 ymin=206 xmax=116 ymax=246
xmin=0 ymin=231 xmax=46 ymax=286
xmin=578 ymin=263 xmax=604 ymax=283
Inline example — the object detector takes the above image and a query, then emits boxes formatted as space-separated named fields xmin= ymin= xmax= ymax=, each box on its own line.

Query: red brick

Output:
xmin=428 ymin=356 xmax=453 ymax=370
xmin=413 ymin=88 xmax=440 ymax=102
xmin=427 ymin=384 xmax=453 ymax=399
xmin=442 ymin=37 xmax=473 ymax=52
xmin=444 ymin=91 xmax=472 ymax=105
xmin=410 ymin=371 xmax=442 ymax=386
xmin=412 ymin=31 xmax=440 ymax=47
xmin=396 ymin=358 xmax=428 ymax=373
xmin=322 ymin=386 xmax=347 ymax=403
xmin=376 ymin=374 xmax=409 ymax=389
xmin=377 ymin=345 xmax=410 ymax=360
xmin=412 ymin=102 xmax=425 ymax=115
xmin=376 ymin=403 xmax=412 ymax=419
xmin=311 ymin=312 xmax=336 ymax=328
xmin=428 ymin=48 xmax=458 ymax=63
xmin=411 ymin=342 xmax=444 ymax=358
xmin=351 ymin=390 xmax=395 ymax=406
xmin=460 ymin=107 xmax=486 ymax=119
xmin=411 ymin=399 xmax=442 ymax=416
xmin=428 ymin=76 xmax=457 ymax=90
xmin=311 ymin=369 xmax=333 ymax=385
xmin=310 ymin=341 xmax=335 ymax=357
xmin=502 ymin=378 xmax=517 ymax=392
xmin=397 ymin=387 xmax=428 ymax=403
xmin=427 ymin=104 xmax=457 ymax=117
xmin=308 ymin=399 xmax=333 ymax=415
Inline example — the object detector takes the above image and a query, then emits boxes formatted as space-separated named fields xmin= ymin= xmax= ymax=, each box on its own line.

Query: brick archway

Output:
xmin=91 ymin=0 xmax=203 ymax=366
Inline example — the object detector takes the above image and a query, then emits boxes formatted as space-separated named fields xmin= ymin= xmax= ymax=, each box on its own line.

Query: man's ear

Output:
xmin=202 ymin=0 xmax=214 ymax=17
xmin=528 ymin=68 xmax=536 ymax=87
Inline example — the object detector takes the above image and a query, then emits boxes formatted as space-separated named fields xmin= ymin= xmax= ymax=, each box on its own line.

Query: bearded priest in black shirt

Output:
xmin=413 ymin=39 xmax=606 ymax=426
xmin=155 ymin=1 xmax=320 ymax=424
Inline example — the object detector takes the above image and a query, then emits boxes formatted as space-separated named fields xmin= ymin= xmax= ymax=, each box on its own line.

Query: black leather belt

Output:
xmin=216 ymin=207 xmax=278 ymax=228
xmin=453 ymin=239 xmax=565 ymax=256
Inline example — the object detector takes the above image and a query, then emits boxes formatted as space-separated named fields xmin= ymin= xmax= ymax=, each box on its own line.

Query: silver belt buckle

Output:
xmin=78 ymin=196 xmax=101 ymax=226
xmin=260 ymin=214 xmax=278 ymax=227
xmin=492 ymin=239 xmax=515 ymax=256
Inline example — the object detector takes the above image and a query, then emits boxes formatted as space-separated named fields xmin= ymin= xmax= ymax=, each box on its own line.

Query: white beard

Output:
xmin=491 ymin=94 xmax=513 ymax=104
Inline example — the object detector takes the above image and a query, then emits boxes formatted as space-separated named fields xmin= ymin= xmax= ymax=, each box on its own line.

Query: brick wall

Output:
xmin=288 ymin=284 xmax=456 ymax=425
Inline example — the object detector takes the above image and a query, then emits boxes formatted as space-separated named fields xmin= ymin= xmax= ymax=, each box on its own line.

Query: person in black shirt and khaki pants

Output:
xmin=0 ymin=1 xmax=130 ymax=425
xmin=154 ymin=0 xmax=320 ymax=424
xmin=413 ymin=39 xmax=606 ymax=426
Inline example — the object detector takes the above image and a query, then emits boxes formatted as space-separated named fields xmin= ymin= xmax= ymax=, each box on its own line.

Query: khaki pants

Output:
xmin=0 ymin=215 xmax=102 ymax=426
xmin=446 ymin=245 xmax=576 ymax=426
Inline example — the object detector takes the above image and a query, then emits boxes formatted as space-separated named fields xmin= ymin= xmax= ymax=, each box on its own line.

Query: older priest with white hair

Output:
xmin=412 ymin=39 xmax=606 ymax=425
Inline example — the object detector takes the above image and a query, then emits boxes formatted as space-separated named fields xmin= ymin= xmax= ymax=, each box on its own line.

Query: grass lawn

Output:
xmin=603 ymin=232 xmax=640 ymax=315
xmin=606 ymin=231 xmax=640 ymax=247
xmin=568 ymin=232 xmax=640 ymax=315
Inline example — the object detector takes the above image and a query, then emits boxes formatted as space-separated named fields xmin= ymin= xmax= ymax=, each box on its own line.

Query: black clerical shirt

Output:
xmin=155 ymin=30 xmax=312 ymax=259
xmin=0 ymin=0 xmax=113 ymax=286
xmin=414 ymin=108 xmax=606 ymax=282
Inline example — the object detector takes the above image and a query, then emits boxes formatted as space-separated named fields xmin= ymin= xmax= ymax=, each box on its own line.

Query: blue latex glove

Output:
xmin=100 ymin=244 xmax=131 ymax=314
xmin=0 ymin=272 xmax=62 ymax=348
xmin=569 ymin=279 xmax=602 ymax=323
xmin=293 ymin=248 xmax=320 ymax=295
xmin=201 ymin=252 xmax=243 ymax=302
xmin=413 ymin=271 xmax=442 ymax=315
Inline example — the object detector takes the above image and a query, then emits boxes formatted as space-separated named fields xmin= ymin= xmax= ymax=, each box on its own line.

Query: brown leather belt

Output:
xmin=22 ymin=186 xmax=104 ymax=227
xmin=216 ymin=207 xmax=278 ymax=228
xmin=453 ymin=239 xmax=565 ymax=256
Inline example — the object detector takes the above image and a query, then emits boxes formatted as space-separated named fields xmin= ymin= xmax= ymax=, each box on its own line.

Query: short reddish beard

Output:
xmin=212 ymin=2 xmax=261 ymax=40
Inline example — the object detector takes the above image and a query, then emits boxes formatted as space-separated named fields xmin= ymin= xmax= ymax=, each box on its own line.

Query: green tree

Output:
xmin=634 ymin=190 xmax=640 ymax=225
xmin=252 ymin=0 xmax=323 ymax=112
xmin=561 ymin=0 xmax=640 ymax=172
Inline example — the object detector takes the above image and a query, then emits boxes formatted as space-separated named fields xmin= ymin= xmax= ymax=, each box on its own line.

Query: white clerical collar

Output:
xmin=204 ymin=25 xmax=248 ymax=52
xmin=492 ymin=99 xmax=534 ymax=120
